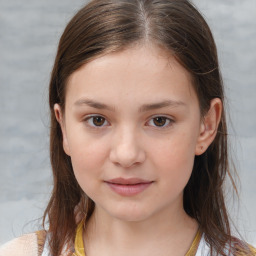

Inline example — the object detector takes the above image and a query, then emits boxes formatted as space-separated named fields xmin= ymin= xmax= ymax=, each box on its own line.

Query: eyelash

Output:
xmin=83 ymin=115 xmax=174 ymax=130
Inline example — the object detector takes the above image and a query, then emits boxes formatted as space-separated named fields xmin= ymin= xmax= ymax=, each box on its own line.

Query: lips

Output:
xmin=105 ymin=178 xmax=153 ymax=196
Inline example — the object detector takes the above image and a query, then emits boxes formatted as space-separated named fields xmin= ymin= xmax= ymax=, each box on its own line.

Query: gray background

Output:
xmin=0 ymin=0 xmax=255 ymax=246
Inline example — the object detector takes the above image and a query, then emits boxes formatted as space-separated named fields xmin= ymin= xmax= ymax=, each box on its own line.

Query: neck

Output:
xmin=83 ymin=204 xmax=198 ymax=256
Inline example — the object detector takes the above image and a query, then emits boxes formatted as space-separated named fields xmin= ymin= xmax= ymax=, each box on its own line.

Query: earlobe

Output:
xmin=195 ymin=98 xmax=222 ymax=155
xmin=54 ymin=104 xmax=70 ymax=156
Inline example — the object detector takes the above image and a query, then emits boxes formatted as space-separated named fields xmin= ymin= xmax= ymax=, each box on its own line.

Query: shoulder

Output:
xmin=235 ymin=244 xmax=256 ymax=255
xmin=0 ymin=232 xmax=39 ymax=256
xmin=196 ymin=234 xmax=256 ymax=256
xmin=232 ymin=236 xmax=256 ymax=255
xmin=0 ymin=230 xmax=75 ymax=256
xmin=249 ymin=245 xmax=256 ymax=255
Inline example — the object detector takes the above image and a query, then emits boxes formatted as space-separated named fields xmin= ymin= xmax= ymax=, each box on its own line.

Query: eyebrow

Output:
xmin=74 ymin=98 xmax=186 ymax=112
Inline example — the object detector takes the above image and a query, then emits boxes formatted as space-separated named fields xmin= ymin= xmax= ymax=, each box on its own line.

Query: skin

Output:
xmin=55 ymin=44 xmax=222 ymax=256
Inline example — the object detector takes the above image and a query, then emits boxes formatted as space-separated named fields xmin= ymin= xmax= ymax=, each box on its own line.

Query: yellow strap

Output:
xmin=185 ymin=229 xmax=202 ymax=256
xmin=74 ymin=220 xmax=86 ymax=256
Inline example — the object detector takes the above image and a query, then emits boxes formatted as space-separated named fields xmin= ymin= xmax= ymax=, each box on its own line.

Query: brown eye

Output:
xmin=147 ymin=116 xmax=173 ymax=128
xmin=153 ymin=117 xmax=168 ymax=127
xmin=85 ymin=115 xmax=108 ymax=128
xmin=92 ymin=116 xmax=106 ymax=126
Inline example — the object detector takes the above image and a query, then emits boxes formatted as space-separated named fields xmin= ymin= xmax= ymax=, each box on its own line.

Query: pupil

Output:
xmin=154 ymin=117 xmax=166 ymax=126
xmin=93 ymin=117 xmax=105 ymax=126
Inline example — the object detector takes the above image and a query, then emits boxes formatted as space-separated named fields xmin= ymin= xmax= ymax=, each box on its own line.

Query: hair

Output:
xmin=43 ymin=0 xmax=253 ymax=255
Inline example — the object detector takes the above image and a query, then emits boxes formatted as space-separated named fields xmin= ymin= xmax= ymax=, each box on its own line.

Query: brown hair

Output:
xmin=44 ymin=0 xmax=252 ymax=255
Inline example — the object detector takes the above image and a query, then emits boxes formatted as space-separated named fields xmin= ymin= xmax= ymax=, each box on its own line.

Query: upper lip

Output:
xmin=105 ymin=177 xmax=153 ymax=185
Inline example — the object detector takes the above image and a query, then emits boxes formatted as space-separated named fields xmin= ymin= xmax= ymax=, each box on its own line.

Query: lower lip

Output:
xmin=105 ymin=182 xmax=153 ymax=196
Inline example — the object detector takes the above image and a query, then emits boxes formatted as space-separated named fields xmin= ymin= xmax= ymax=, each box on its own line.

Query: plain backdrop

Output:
xmin=0 ymin=0 xmax=255 ymax=246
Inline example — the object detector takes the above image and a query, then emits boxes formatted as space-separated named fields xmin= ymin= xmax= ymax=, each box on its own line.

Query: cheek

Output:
xmin=153 ymin=130 xmax=197 ymax=161
xmin=71 ymin=143 xmax=107 ymax=171
xmin=151 ymin=132 xmax=197 ymax=184
xmin=69 ymin=140 xmax=108 ymax=197
xmin=67 ymin=130 xmax=109 ymax=185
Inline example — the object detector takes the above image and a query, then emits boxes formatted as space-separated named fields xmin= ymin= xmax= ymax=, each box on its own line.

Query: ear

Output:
xmin=195 ymin=98 xmax=222 ymax=155
xmin=54 ymin=104 xmax=70 ymax=156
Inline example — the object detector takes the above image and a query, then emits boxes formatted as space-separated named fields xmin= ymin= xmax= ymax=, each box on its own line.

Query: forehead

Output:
xmin=65 ymin=44 xmax=197 ymax=108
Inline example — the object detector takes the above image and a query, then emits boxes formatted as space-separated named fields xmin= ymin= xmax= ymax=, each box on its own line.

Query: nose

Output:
xmin=109 ymin=127 xmax=146 ymax=168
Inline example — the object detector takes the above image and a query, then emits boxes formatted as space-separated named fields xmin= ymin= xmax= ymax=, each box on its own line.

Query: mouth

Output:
xmin=104 ymin=178 xmax=154 ymax=196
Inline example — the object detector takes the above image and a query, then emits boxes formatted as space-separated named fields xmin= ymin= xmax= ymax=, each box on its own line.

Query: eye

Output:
xmin=84 ymin=115 xmax=109 ymax=128
xmin=147 ymin=116 xmax=173 ymax=128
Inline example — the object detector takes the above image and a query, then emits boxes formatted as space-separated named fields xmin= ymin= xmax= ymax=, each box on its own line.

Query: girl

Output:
xmin=0 ymin=0 xmax=255 ymax=255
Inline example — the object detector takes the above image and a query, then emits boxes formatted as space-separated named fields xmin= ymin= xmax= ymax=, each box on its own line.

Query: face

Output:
xmin=55 ymin=45 xmax=208 ymax=222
